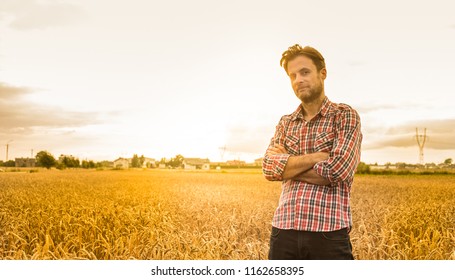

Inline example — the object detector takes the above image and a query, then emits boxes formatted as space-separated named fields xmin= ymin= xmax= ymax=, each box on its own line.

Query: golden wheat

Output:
xmin=0 ymin=169 xmax=454 ymax=260
xmin=351 ymin=174 xmax=455 ymax=260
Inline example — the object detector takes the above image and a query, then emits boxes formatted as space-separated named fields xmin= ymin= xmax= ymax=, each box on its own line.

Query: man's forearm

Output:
xmin=282 ymin=152 xmax=328 ymax=180
xmin=293 ymin=168 xmax=330 ymax=186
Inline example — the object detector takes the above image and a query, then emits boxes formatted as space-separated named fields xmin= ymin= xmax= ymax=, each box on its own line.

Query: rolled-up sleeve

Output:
xmin=313 ymin=108 xmax=362 ymax=183
xmin=263 ymin=153 xmax=291 ymax=181
xmin=262 ymin=116 xmax=291 ymax=181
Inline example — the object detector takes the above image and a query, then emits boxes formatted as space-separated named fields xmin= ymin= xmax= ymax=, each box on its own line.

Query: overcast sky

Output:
xmin=1 ymin=0 xmax=454 ymax=164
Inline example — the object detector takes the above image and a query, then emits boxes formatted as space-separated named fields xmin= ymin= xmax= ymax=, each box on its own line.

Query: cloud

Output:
xmin=0 ymin=0 xmax=86 ymax=30
xmin=363 ymin=119 xmax=455 ymax=150
xmin=0 ymin=82 xmax=102 ymax=134
xmin=0 ymin=82 xmax=33 ymax=100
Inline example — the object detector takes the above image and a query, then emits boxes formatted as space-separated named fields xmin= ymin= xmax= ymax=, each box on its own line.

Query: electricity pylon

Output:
xmin=415 ymin=128 xmax=427 ymax=165
xmin=219 ymin=145 xmax=227 ymax=162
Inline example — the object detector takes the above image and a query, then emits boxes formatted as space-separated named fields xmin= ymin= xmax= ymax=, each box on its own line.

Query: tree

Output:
xmin=2 ymin=160 xmax=15 ymax=167
xmin=96 ymin=160 xmax=113 ymax=168
xmin=356 ymin=162 xmax=370 ymax=174
xmin=444 ymin=158 xmax=452 ymax=165
xmin=168 ymin=154 xmax=184 ymax=168
xmin=36 ymin=151 xmax=56 ymax=169
xmin=131 ymin=154 xmax=140 ymax=168
xmin=59 ymin=155 xmax=80 ymax=168
xmin=82 ymin=160 xmax=96 ymax=169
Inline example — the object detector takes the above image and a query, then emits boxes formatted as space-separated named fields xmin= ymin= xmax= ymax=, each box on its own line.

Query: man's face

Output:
xmin=287 ymin=55 xmax=326 ymax=103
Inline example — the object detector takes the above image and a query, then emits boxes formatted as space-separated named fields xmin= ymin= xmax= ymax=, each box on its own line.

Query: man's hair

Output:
xmin=280 ymin=44 xmax=326 ymax=73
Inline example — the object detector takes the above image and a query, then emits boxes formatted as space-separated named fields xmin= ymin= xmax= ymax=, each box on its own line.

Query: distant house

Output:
xmin=370 ymin=165 xmax=397 ymax=170
xmin=142 ymin=157 xmax=156 ymax=168
xmin=183 ymin=158 xmax=210 ymax=170
xmin=254 ymin=157 xmax=263 ymax=167
xmin=114 ymin=157 xmax=130 ymax=169
xmin=226 ymin=160 xmax=246 ymax=167
xmin=15 ymin=158 xmax=36 ymax=168
xmin=113 ymin=157 xmax=156 ymax=169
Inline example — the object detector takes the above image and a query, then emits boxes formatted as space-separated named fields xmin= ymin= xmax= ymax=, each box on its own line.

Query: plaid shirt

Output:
xmin=262 ymin=97 xmax=362 ymax=232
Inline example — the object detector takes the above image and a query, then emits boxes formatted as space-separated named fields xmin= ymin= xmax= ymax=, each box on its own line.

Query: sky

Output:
xmin=0 ymin=0 xmax=454 ymax=164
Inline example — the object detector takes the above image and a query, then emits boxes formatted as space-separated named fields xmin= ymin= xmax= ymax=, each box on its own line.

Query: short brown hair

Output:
xmin=280 ymin=44 xmax=326 ymax=73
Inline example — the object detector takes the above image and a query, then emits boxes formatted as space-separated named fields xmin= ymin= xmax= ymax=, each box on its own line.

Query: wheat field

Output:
xmin=0 ymin=169 xmax=454 ymax=260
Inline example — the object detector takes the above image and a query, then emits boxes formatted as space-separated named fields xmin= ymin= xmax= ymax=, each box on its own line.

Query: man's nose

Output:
xmin=294 ymin=74 xmax=304 ymax=83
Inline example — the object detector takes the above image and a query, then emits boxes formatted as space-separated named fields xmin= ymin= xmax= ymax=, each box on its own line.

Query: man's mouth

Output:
xmin=297 ymin=86 xmax=308 ymax=92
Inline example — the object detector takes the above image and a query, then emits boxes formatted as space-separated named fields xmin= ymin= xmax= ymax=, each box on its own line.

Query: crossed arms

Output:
xmin=262 ymin=108 xmax=362 ymax=186
xmin=266 ymin=144 xmax=330 ymax=185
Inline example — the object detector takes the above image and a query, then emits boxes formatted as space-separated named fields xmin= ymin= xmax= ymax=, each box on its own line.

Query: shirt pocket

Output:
xmin=284 ymin=134 xmax=300 ymax=155
xmin=314 ymin=131 xmax=335 ymax=152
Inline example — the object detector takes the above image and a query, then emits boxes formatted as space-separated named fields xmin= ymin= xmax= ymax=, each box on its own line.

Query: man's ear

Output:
xmin=320 ymin=68 xmax=327 ymax=80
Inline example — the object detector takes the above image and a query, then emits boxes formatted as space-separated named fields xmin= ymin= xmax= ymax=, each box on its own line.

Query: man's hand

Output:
xmin=266 ymin=144 xmax=288 ymax=156
xmin=265 ymin=144 xmax=330 ymax=185
xmin=281 ymin=151 xmax=329 ymax=180
xmin=311 ymin=151 xmax=330 ymax=163
xmin=267 ymin=144 xmax=329 ymax=162
xmin=294 ymin=169 xmax=331 ymax=186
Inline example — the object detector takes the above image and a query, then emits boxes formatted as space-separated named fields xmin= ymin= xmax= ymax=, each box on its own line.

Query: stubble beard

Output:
xmin=296 ymin=82 xmax=324 ymax=104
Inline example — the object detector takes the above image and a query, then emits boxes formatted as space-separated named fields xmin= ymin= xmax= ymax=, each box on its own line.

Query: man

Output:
xmin=262 ymin=44 xmax=362 ymax=260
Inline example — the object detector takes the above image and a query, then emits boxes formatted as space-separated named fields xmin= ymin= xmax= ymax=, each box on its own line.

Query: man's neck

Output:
xmin=301 ymin=94 xmax=325 ymax=121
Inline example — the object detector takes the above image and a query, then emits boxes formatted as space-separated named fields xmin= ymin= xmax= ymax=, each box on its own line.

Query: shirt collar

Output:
xmin=319 ymin=96 xmax=332 ymax=117
xmin=290 ymin=96 xmax=332 ymax=121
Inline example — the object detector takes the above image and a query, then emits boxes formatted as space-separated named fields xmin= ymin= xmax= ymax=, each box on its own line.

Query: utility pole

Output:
xmin=219 ymin=145 xmax=227 ymax=162
xmin=415 ymin=128 xmax=427 ymax=165
xmin=5 ymin=140 xmax=13 ymax=162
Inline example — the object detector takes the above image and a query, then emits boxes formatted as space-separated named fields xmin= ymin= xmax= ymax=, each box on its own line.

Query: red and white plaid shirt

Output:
xmin=263 ymin=97 xmax=362 ymax=232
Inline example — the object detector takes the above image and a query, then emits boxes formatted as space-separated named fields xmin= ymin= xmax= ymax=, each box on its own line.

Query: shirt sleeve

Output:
xmin=313 ymin=108 xmax=362 ymax=183
xmin=262 ymin=116 xmax=291 ymax=181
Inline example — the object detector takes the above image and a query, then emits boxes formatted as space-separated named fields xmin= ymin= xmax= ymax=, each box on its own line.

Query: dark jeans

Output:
xmin=268 ymin=226 xmax=354 ymax=260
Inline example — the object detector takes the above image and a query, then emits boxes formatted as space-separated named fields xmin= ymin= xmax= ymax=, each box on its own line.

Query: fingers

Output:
xmin=267 ymin=144 xmax=288 ymax=156
xmin=275 ymin=144 xmax=288 ymax=154
xmin=314 ymin=152 xmax=329 ymax=162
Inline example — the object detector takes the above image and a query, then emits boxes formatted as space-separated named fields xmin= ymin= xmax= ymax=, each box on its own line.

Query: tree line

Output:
xmin=35 ymin=151 xmax=104 ymax=169
xmin=0 ymin=151 xmax=189 ymax=169
xmin=356 ymin=158 xmax=454 ymax=175
xmin=0 ymin=151 xmax=110 ymax=169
